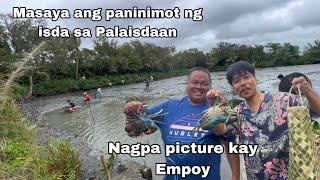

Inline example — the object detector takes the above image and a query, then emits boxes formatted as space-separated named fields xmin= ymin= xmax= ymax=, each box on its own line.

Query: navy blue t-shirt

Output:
xmin=147 ymin=97 xmax=235 ymax=180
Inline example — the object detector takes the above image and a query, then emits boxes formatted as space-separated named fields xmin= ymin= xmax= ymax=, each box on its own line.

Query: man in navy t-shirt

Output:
xmin=124 ymin=67 xmax=240 ymax=180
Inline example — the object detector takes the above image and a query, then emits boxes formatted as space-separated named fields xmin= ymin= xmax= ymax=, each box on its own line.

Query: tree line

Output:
xmin=1 ymin=14 xmax=320 ymax=96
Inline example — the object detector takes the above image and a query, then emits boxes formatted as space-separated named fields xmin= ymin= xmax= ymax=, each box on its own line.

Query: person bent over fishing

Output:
xmin=213 ymin=60 xmax=320 ymax=179
xmin=67 ymin=99 xmax=76 ymax=113
xmin=124 ymin=67 xmax=240 ymax=180
xmin=83 ymin=92 xmax=92 ymax=104
xmin=95 ymin=88 xmax=103 ymax=99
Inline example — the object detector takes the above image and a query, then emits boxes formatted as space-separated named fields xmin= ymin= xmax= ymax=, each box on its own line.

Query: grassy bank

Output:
xmin=0 ymin=89 xmax=81 ymax=179
xmin=26 ymin=69 xmax=189 ymax=96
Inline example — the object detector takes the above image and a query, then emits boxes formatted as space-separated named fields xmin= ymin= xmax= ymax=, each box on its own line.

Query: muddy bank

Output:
xmin=20 ymin=92 xmax=146 ymax=180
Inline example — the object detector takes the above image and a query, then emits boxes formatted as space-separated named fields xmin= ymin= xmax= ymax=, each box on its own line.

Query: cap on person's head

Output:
xmin=279 ymin=72 xmax=312 ymax=94
xmin=84 ymin=92 xmax=87 ymax=95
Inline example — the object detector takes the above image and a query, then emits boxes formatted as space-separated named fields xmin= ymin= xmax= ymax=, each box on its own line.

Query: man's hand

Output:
xmin=291 ymin=76 xmax=312 ymax=96
xmin=124 ymin=101 xmax=145 ymax=115
xmin=206 ymin=89 xmax=221 ymax=106
xmin=213 ymin=122 xmax=228 ymax=135
xmin=292 ymin=76 xmax=320 ymax=116
xmin=124 ymin=101 xmax=149 ymax=137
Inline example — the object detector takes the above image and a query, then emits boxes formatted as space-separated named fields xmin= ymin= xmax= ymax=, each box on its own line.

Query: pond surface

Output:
xmin=42 ymin=64 xmax=320 ymax=179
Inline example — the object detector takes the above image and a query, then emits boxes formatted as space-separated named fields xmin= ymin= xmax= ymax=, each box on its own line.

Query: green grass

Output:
xmin=46 ymin=140 xmax=81 ymax=179
xmin=0 ymin=90 xmax=81 ymax=179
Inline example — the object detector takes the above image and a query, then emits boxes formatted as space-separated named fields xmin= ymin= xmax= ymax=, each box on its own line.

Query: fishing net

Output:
xmin=287 ymin=86 xmax=319 ymax=180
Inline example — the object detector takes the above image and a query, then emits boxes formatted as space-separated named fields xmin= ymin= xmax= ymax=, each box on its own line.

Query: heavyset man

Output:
xmin=124 ymin=67 xmax=240 ymax=180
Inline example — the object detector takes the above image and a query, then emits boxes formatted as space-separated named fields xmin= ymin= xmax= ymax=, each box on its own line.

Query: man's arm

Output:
xmin=146 ymin=100 xmax=169 ymax=117
xmin=305 ymin=89 xmax=320 ymax=116
xmin=292 ymin=77 xmax=320 ymax=116
xmin=223 ymin=141 xmax=240 ymax=180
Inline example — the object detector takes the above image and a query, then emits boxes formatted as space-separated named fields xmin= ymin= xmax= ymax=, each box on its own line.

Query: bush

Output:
xmin=31 ymin=69 xmax=189 ymax=96
xmin=46 ymin=140 xmax=81 ymax=179
xmin=0 ymin=91 xmax=81 ymax=179
xmin=0 ymin=93 xmax=21 ymax=122
xmin=33 ymin=79 xmax=79 ymax=96
xmin=8 ymin=84 xmax=28 ymax=102
xmin=77 ymin=79 xmax=99 ymax=90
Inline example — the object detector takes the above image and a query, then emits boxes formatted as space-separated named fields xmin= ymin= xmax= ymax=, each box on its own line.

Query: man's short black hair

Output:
xmin=279 ymin=72 xmax=312 ymax=94
xmin=188 ymin=67 xmax=212 ymax=86
xmin=226 ymin=60 xmax=255 ymax=85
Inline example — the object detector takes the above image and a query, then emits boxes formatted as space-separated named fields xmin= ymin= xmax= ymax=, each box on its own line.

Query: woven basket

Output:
xmin=287 ymin=86 xmax=319 ymax=180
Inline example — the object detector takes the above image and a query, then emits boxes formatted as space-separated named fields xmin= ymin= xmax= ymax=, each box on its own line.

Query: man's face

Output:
xmin=186 ymin=70 xmax=211 ymax=104
xmin=231 ymin=71 xmax=257 ymax=99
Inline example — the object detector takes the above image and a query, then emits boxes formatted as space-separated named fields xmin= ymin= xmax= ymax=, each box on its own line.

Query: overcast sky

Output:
xmin=1 ymin=0 xmax=320 ymax=52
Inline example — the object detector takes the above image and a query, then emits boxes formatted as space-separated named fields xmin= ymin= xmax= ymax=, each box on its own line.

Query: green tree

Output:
xmin=280 ymin=43 xmax=300 ymax=65
xmin=0 ymin=14 xmax=45 ymax=53
xmin=35 ymin=36 xmax=81 ymax=79
xmin=0 ymin=25 xmax=12 ymax=74
xmin=302 ymin=40 xmax=320 ymax=64
xmin=249 ymin=45 xmax=266 ymax=67
xmin=117 ymin=42 xmax=143 ymax=73
xmin=208 ymin=42 xmax=239 ymax=68
xmin=174 ymin=48 xmax=207 ymax=69
xmin=77 ymin=48 xmax=97 ymax=77
xmin=129 ymin=40 xmax=175 ymax=72
xmin=93 ymin=37 xmax=118 ymax=74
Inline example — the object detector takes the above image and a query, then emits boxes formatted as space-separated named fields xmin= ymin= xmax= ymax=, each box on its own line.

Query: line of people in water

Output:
xmin=66 ymin=76 xmax=154 ymax=113
xmin=67 ymin=87 xmax=103 ymax=113
xmin=67 ymin=73 xmax=314 ymax=114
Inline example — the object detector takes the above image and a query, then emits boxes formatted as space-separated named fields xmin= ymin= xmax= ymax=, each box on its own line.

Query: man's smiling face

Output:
xmin=186 ymin=70 xmax=211 ymax=105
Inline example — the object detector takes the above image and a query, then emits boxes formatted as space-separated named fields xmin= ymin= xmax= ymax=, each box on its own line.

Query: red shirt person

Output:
xmin=83 ymin=92 xmax=92 ymax=104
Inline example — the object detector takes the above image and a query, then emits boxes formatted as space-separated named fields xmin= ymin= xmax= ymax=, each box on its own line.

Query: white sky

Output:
xmin=1 ymin=0 xmax=320 ymax=52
